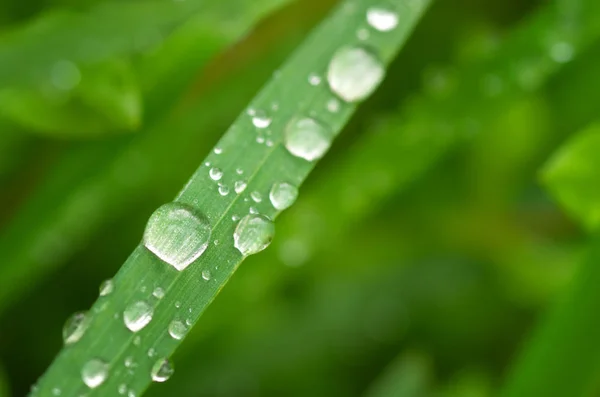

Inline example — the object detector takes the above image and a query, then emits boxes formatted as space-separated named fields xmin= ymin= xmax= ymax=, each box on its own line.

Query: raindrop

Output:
xmin=218 ymin=184 xmax=230 ymax=196
xmin=168 ymin=320 xmax=187 ymax=340
xmin=175 ymin=301 xmax=182 ymax=309
xmin=99 ymin=279 xmax=114 ymax=296
xmin=327 ymin=46 xmax=384 ymax=102
xmin=236 ymin=168 xmax=244 ymax=175
xmin=269 ymin=182 xmax=299 ymax=210
xmin=234 ymin=180 xmax=247 ymax=194
xmin=201 ymin=270 xmax=211 ymax=281
xmin=213 ymin=147 xmax=223 ymax=154
xmin=81 ymin=358 xmax=108 ymax=389
xmin=249 ymin=207 xmax=259 ymax=214
xmin=250 ymin=191 xmax=262 ymax=203
xmin=284 ymin=117 xmax=332 ymax=161
xmin=151 ymin=359 xmax=174 ymax=382
xmin=152 ymin=287 xmax=165 ymax=299
xmin=148 ymin=348 xmax=156 ymax=358
xmin=266 ymin=139 xmax=274 ymax=147
xmin=63 ymin=312 xmax=89 ymax=345
xmin=232 ymin=215 xmax=240 ymax=221
xmin=252 ymin=110 xmax=272 ymax=129
xmin=366 ymin=7 xmax=399 ymax=31
xmin=326 ymin=98 xmax=341 ymax=113
xmin=118 ymin=384 xmax=127 ymax=395
xmin=123 ymin=301 xmax=153 ymax=332
xmin=256 ymin=136 xmax=265 ymax=144
xmin=143 ymin=202 xmax=211 ymax=271
xmin=209 ymin=167 xmax=223 ymax=181
xmin=308 ymin=73 xmax=322 ymax=86
xmin=233 ymin=215 xmax=275 ymax=256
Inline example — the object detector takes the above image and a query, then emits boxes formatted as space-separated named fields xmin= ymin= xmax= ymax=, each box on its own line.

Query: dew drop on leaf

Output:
xmin=234 ymin=181 xmax=247 ymax=194
xmin=81 ymin=358 xmax=108 ymax=389
xmin=152 ymin=287 xmax=165 ymax=299
xmin=269 ymin=182 xmax=299 ymax=210
xmin=250 ymin=191 xmax=262 ymax=203
xmin=99 ymin=279 xmax=114 ymax=296
xmin=151 ymin=358 xmax=174 ymax=382
xmin=168 ymin=320 xmax=187 ymax=340
xmin=63 ymin=311 xmax=89 ymax=345
xmin=209 ymin=167 xmax=223 ymax=181
xmin=143 ymin=202 xmax=211 ymax=271
xmin=366 ymin=7 xmax=399 ymax=31
xmin=123 ymin=301 xmax=153 ymax=332
xmin=234 ymin=215 xmax=275 ymax=256
xmin=327 ymin=46 xmax=384 ymax=102
xmin=202 ymin=269 xmax=211 ymax=281
xmin=284 ymin=117 xmax=332 ymax=161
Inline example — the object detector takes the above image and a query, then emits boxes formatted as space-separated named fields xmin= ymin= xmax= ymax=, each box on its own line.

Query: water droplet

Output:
xmin=232 ymin=215 xmax=240 ymax=221
xmin=250 ymin=191 xmax=262 ymax=203
xmin=233 ymin=215 xmax=275 ymax=256
xmin=326 ymin=98 xmax=340 ymax=113
xmin=327 ymin=47 xmax=384 ymax=102
xmin=201 ymin=270 xmax=211 ymax=281
xmin=204 ymin=161 xmax=211 ymax=167
xmin=252 ymin=110 xmax=272 ymax=129
xmin=81 ymin=358 xmax=108 ymax=389
xmin=266 ymin=139 xmax=274 ymax=147
xmin=269 ymin=182 xmax=299 ymax=210
xmin=247 ymin=108 xmax=256 ymax=116
xmin=151 ymin=359 xmax=174 ymax=383
xmin=63 ymin=312 xmax=89 ymax=345
xmin=99 ymin=279 xmax=114 ymax=296
xmin=236 ymin=168 xmax=244 ymax=175
xmin=133 ymin=335 xmax=141 ymax=346
xmin=234 ymin=181 xmax=247 ymax=194
xmin=168 ymin=320 xmax=187 ymax=340
xmin=249 ymin=207 xmax=259 ymax=214
xmin=550 ymin=41 xmax=574 ymax=63
xmin=123 ymin=301 xmax=153 ymax=332
xmin=124 ymin=356 xmax=136 ymax=368
xmin=175 ymin=301 xmax=182 ymax=309
xmin=218 ymin=184 xmax=230 ymax=196
xmin=51 ymin=60 xmax=81 ymax=90
xmin=209 ymin=167 xmax=223 ymax=181
xmin=128 ymin=390 xmax=136 ymax=397
xmin=143 ymin=202 xmax=211 ymax=271
xmin=52 ymin=387 xmax=61 ymax=396
xmin=357 ymin=28 xmax=370 ymax=40
xmin=148 ymin=347 xmax=156 ymax=358
xmin=214 ymin=239 xmax=219 ymax=246
xmin=284 ymin=117 xmax=332 ymax=161
xmin=213 ymin=147 xmax=223 ymax=155
xmin=308 ymin=73 xmax=321 ymax=86
xmin=366 ymin=7 xmax=399 ymax=31
xmin=118 ymin=384 xmax=127 ymax=395
xmin=256 ymin=136 xmax=265 ymax=144
xmin=185 ymin=318 xmax=193 ymax=326
xmin=152 ymin=287 xmax=165 ymax=299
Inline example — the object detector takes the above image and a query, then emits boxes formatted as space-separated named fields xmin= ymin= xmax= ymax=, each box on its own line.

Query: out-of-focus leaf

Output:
xmin=365 ymin=352 xmax=432 ymax=397
xmin=0 ymin=60 xmax=141 ymax=137
xmin=542 ymin=123 xmax=600 ymax=231
xmin=0 ymin=363 xmax=9 ymax=397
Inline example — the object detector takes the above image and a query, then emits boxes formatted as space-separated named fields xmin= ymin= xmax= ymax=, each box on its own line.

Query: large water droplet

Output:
xmin=63 ymin=312 xmax=89 ymax=345
xmin=327 ymin=47 xmax=384 ymax=102
xmin=284 ymin=118 xmax=332 ymax=161
xmin=81 ymin=358 xmax=108 ymax=389
xmin=269 ymin=182 xmax=299 ymax=210
xmin=366 ymin=7 xmax=399 ymax=31
xmin=151 ymin=358 xmax=174 ymax=382
xmin=209 ymin=167 xmax=223 ymax=181
xmin=234 ymin=215 xmax=275 ymax=256
xmin=168 ymin=320 xmax=187 ymax=340
xmin=123 ymin=301 xmax=153 ymax=332
xmin=99 ymin=279 xmax=114 ymax=296
xmin=143 ymin=202 xmax=211 ymax=271
xmin=234 ymin=180 xmax=247 ymax=194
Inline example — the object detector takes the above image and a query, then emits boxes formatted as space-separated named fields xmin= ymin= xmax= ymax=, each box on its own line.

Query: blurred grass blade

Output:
xmin=364 ymin=351 xmax=431 ymax=397
xmin=273 ymin=0 xmax=600 ymax=261
xmin=501 ymin=235 xmax=600 ymax=397
xmin=33 ymin=0 xmax=431 ymax=396
xmin=542 ymin=123 xmax=600 ymax=231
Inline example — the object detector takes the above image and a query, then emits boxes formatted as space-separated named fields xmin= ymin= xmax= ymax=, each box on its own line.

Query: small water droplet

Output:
xmin=128 ymin=390 xmax=136 ymax=397
xmin=284 ymin=118 xmax=332 ymax=161
xmin=123 ymin=301 xmax=153 ymax=332
xmin=52 ymin=387 xmax=61 ymax=396
xmin=256 ymin=136 xmax=265 ymax=144
xmin=213 ymin=147 xmax=223 ymax=155
xmin=269 ymin=182 xmax=299 ymax=210
xmin=234 ymin=181 xmax=247 ymax=194
xmin=234 ymin=215 xmax=275 ymax=256
xmin=175 ymin=301 xmax=182 ymax=309
xmin=357 ymin=28 xmax=369 ymax=40
xmin=147 ymin=348 xmax=156 ymax=358
xmin=327 ymin=46 xmax=384 ymax=102
xmin=214 ymin=239 xmax=219 ymax=246
xmin=63 ymin=312 xmax=89 ymax=345
xmin=218 ymin=184 xmax=230 ymax=196
xmin=124 ymin=356 xmax=136 ymax=368
xmin=118 ymin=384 xmax=127 ymax=395
xmin=152 ymin=287 xmax=165 ymax=299
xmin=209 ymin=167 xmax=223 ymax=181
xmin=185 ymin=318 xmax=193 ymax=326
xmin=236 ymin=168 xmax=244 ymax=175
xmin=151 ymin=359 xmax=174 ymax=383
xmin=81 ymin=359 xmax=108 ymax=389
xmin=133 ymin=335 xmax=141 ymax=346
xmin=308 ymin=73 xmax=322 ymax=86
xmin=143 ymin=202 xmax=211 ymax=271
xmin=202 ymin=270 xmax=211 ymax=281
xmin=252 ymin=110 xmax=272 ymax=129
xmin=326 ymin=98 xmax=340 ymax=113
xmin=366 ymin=7 xmax=399 ymax=31
xmin=168 ymin=320 xmax=187 ymax=340
xmin=249 ymin=207 xmax=259 ymax=214
xmin=250 ymin=191 xmax=262 ymax=203
xmin=266 ymin=139 xmax=274 ymax=147
xmin=232 ymin=215 xmax=240 ymax=221
xmin=99 ymin=279 xmax=114 ymax=296
xmin=204 ymin=161 xmax=211 ymax=167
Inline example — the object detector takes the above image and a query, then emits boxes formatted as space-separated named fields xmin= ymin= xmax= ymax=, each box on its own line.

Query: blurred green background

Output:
xmin=2 ymin=0 xmax=600 ymax=396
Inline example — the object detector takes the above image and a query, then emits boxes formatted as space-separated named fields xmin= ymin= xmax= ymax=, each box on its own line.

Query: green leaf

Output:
xmin=542 ymin=123 xmax=600 ymax=231
xmin=365 ymin=351 xmax=432 ymax=397
xmin=32 ymin=0 xmax=431 ymax=395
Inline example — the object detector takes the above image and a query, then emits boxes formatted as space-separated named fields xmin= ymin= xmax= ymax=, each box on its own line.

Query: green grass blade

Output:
xmin=500 ymin=235 xmax=600 ymax=397
xmin=542 ymin=123 xmax=600 ymax=231
xmin=32 ymin=1 xmax=431 ymax=396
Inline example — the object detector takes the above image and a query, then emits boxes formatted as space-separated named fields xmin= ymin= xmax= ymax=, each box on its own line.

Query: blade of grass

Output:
xmin=32 ymin=0 xmax=432 ymax=396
